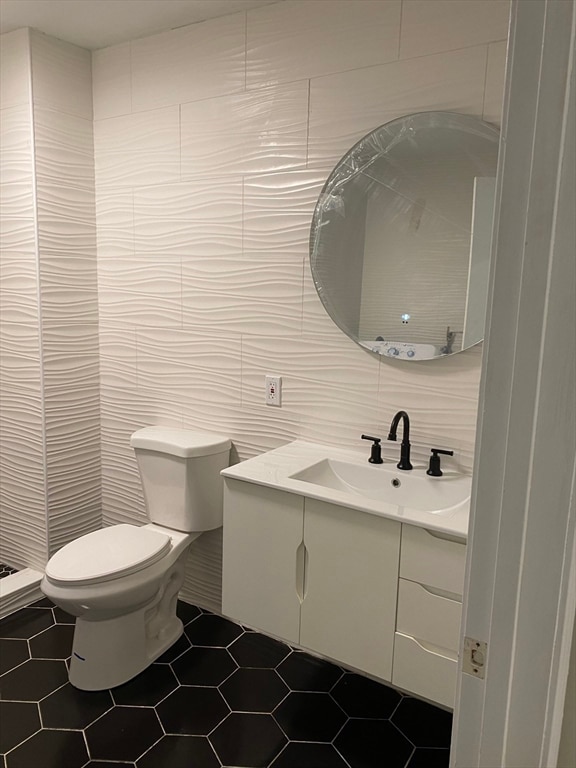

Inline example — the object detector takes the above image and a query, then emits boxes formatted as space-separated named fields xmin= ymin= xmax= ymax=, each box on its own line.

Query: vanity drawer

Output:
xmin=396 ymin=578 xmax=462 ymax=653
xmin=400 ymin=525 xmax=466 ymax=596
xmin=392 ymin=632 xmax=457 ymax=709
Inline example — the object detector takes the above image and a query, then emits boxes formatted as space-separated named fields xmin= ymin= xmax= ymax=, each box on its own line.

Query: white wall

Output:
xmin=0 ymin=28 xmax=100 ymax=569
xmin=91 ymin=0 xmax=509 ymax=610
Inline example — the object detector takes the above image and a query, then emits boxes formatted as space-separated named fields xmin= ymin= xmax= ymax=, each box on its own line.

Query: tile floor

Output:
xmin=0 ymin=564 xmax=18 ymax=580
xmin=0 ymin=598 xmax=452 ymax=768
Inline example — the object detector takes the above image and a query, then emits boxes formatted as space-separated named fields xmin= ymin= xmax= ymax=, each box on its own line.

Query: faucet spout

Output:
xmin=387 ymin=410 xmax=413 ymax=470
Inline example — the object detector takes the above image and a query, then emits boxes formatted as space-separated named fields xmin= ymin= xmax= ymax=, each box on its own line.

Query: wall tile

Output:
xmin=483 ymin=41 xmax=508 ymax=126
xmin=181 ymin=82 xmax=308 ymax=177
xmin=0 ymin=321 xmax=41 ymax=393
xmin=134 ymin=178 xmax=243 ymax=260
xmin=0 ymin=181 xmax=35 ymax=219
xmin=30 ymin=30 xmax=93 ymax=119
xmin=39 ymin=255 xmax=99 ymax=323
xmin=34 ymin=107 xmax=94 ymax=189
xmin=42 ymin=323 xmax=100 ymax=390
xmin=308 ymin=45 xmax=488 ymax=169
xmin=182 ymin=256 xmax=304 ymax=335
xmin=37 ymin=183 xmax=95 ymax=225
xmin=91 ymin=43 xmax=131 ymax=120
xmin=400 ymin=0 xmax=510 ymax=60
xmin=99 ymin=326 xmax=138 ymax=389
xmin=135 ymin=328 xmax=241 ymax=405
xmin=0 ymin=106 xmax=33 ymax=185
xmin=131 ymin=13 xmax=245 ymax=112
xmin=0 ymin=29 xmax=31 ymax=109
xmin=243 ymin=168 xmax=324 ymax=253
xmin=0 ymin=221 xmax=37 ymax=323
xmin=97 ymin=258 xmax=182 ymax=328
xmin=246 ymin=0 xmax=401 ymax=89
xmin=94 ymin=106 xmax=179 ymax=187
xmin=95 ymin=190 xmax=134 ymax=258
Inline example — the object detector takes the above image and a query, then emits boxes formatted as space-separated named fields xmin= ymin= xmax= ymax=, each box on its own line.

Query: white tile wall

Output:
xmin=91 ymin=0 xmax=510 ymax=611
xmin=0 ymin=28 xmax=31 ymax=109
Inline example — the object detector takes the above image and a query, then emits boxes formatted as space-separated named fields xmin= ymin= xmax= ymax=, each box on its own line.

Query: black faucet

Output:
xmin=387 ymin=411 xmax=413 ymax=470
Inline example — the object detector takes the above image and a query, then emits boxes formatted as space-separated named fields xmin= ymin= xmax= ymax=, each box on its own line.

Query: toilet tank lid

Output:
xmin=130 ymin=427 xmax=231 ymax=458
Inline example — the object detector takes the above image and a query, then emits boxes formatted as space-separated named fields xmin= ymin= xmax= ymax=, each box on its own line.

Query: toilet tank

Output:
xmin=130 ymin=428 xmax=231 ymax=532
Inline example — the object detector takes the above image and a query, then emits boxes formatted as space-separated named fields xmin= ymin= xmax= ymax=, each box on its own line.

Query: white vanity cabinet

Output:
xmin=222 ymin=476 xmax=467 ymax=708
xmin=392 ymin=525 xmax=467 ymax=707
xmin=222 ymin=479 xmax=401 ymax=681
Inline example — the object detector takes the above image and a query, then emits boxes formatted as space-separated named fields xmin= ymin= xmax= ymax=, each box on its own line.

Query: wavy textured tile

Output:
xmin=37 ymin=215 xmax=97 ymax=256
xmin=0 ymin=387 xmax=47 ymax=571
xmin=34 ymin=107 xmax=94 ymax=189
xmin=92 ymin=43 xmax=131 ymax=121
xmin=0 ymin=106 xmax=33 ymax=185
xmin=94 ymin=106 xmax=179 ymax=188
xmin=39 ymin=256 xmax=99 ymax=323
xmin=0 ymin=29 xmax=31 ymax=109
xmin=98 ymin=258 xmax=182 ymax=328
xmin=134 ymin=178 xmax=243 ymax=259
xmin=0 ymin=321 xmax=41 ymax=392
xmin=241 ymin=334 xmax=381 ymax=444
xmin=99 ymin=326 xmax=138 ymax=389
xmin=42 ymin=324 xmax=100 ymax=389
xmin=308 ymin=47 xmax=488 ymax=169
xmin=135 ymin=328 xmax=241 ymax=404
xmin=0 ymin=221 xmax=38 ymax=323
xmin=247 ymin=0 xmax=401 ymax=89
xmin=37 ymin=183 xmax=95 ymax=223
xmin=44 ymin=385 xmax=101 ymax=552
xmin=182 ymin=257 xmax=303 ymax=335
xmin=399 ymin=0 xmax=509 ymax=60
xmin=483 ymin=41 xmax=507 ymax=125
xmin=30 ymin=30 xmax=93 ymax=120
xmin=0 ymin=182 xmax=35 ymax=219
xmin=181 ymin=83 xmax=308 ymax=177
xmin=95 ymin=190 xmax=134 ymax=258
xmin=131 ymin=13 xmax=245 ymax=112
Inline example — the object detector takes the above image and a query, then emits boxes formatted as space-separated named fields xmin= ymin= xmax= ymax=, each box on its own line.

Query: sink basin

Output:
xmin=290 ymin=458 xmax=470 ymax=515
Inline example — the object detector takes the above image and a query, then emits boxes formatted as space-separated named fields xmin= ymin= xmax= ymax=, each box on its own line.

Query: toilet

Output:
xmin=41 ymin=427 xmax=231 ymax=691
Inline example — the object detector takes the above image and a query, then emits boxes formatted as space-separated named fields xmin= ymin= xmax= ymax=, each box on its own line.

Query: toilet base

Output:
xmin=69 ymin=608 xmax=183 ymax=690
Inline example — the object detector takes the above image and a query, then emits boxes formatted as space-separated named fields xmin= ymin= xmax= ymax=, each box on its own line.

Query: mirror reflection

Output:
xmin=310 ymin=112 xmax=500 ymax=360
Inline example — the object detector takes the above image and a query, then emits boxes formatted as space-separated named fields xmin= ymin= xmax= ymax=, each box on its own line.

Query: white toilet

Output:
xmin=41 ymin=427 xmax=231 ymax=691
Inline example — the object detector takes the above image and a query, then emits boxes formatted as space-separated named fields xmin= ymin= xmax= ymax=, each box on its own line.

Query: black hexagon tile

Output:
xmin=277 ymin=651 xmax=343 ymax=691
xmin=220 ymin=667 xmax=289 ymax=712
xmin=29 ymin=624 xmax=75 ymax=659
xmin=84 ymin=706 xmax=163 ymax=762
xmin=228 ymin=631 xmax=290 ymax=669
xmin=335 ymin=719 xmax=413 ymax=768
xmin=0 ymin=598 xmax=454 ymax=768
xmin=184 ymin=613 xmax=244 ymax=647
xmin=331 ymin=671 xmax=402 ymax=718
xmin=211 ymin=712 xmax=287 ymax=767
xmin=0 ymin=658 xmax=68 ymax=701
xmin=172 ymin=646 xmax=237 ymax=686
xmin=0 ymin=639 xmax=29 ymax=675
xmin=40 ymin=683 xmax=113 ymax=729
xmin=112 ymin=663 xmax=178 ymax=706
xmin=5 ymin=729 xmax=88 ymax=768
xmin=274 ymin=691 xmax=347 ymax=742
xmin=136 ymin=734 xmax=220 ymax=768
xmin=156 ymin=686 xmax=229 ymax=735
xmin=0 ymin=701 xmax=41 ymax=753
xmin=392 ymin=696 xmax=453 ymax=748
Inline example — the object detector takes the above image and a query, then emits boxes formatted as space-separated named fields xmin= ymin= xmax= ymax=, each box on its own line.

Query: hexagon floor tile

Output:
xmin=0 ymin=598 xmax=453 ymax=767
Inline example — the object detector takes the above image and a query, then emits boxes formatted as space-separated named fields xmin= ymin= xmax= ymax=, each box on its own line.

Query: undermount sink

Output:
xmin=290 ymin=458 xmax=470 ymax=515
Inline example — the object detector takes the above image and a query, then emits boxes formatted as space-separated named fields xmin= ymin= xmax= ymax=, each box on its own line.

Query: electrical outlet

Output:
xmin=265 ymin=375 xmax=282 ymax=406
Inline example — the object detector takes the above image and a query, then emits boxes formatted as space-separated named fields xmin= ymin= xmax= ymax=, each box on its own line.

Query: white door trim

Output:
xmin=451 ymin=1 xmax=576 ymax=766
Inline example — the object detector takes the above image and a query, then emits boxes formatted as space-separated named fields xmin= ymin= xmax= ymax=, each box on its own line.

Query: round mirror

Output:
xmin=309 ymin=112 xmax=499 ymax=361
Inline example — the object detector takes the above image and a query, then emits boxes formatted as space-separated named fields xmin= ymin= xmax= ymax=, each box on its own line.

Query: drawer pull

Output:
xmin=424 ymin=528 xmax=466 ymax=545
xmin=414 ymin=581 xmax=462 ymax=602
xmin=410 ymin=636 xmax=458 ymax=662
xmin=295 ymin=541 xmax=308 ymax=602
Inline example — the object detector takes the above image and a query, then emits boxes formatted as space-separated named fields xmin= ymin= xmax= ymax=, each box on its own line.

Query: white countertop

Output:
xmin=222 ymin=440 xmax=470 ymax=539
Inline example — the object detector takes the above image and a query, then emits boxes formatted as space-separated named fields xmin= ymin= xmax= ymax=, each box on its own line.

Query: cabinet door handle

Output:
xmin=295 ymin=541 xmax=308 ymax=603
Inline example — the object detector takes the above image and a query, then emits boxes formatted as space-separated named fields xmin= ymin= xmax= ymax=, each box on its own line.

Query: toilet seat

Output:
xmin=45 ymin=525 xmax=172 ymax=587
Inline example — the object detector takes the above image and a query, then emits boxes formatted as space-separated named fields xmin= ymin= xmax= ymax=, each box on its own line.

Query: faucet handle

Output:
xmin=426 ymin=448 xmax=454 ymax=477
xmin=361 ymin=434 xmax=384 ymax=464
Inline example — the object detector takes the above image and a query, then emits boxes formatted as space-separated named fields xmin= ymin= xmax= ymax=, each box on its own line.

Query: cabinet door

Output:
xmin=300 ymin=499 xmax=401 ymax=682
xmin=222 ymin=479 xmax=303 ymax=644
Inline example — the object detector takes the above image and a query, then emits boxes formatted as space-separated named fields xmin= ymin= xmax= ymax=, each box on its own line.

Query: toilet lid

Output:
xmin=45 ymin=525 xmax=172 ymax=586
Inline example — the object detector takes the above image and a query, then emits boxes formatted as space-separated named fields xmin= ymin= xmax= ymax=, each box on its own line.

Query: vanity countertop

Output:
xmin=222 ymin=440 xmax=470 ymax=539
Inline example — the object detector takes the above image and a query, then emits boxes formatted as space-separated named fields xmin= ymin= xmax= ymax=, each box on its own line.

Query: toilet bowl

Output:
xmin=41 ymin=427 xmax=230 ymax=691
